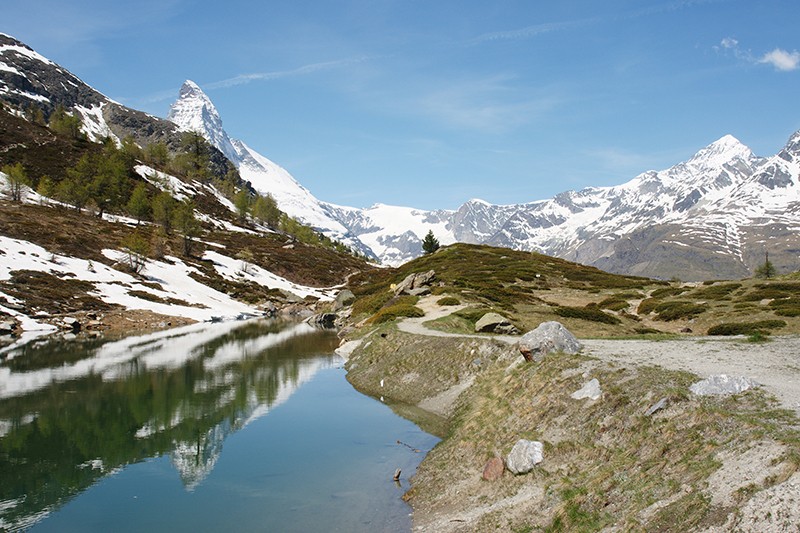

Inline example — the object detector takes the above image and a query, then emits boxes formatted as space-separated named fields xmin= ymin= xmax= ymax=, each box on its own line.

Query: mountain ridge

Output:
xmin=166 ymin=77 xmax=800 ymax=279
xmin=3 ymin=34 xmax=799 ymax=279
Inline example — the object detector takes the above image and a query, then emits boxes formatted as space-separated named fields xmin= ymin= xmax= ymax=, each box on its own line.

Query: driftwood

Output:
xmin=396 ymin=439 xmax=421 ymax=453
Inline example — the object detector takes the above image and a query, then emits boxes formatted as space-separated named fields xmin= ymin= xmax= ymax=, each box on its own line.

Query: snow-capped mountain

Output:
xmin=167 ymin=81 xmax=371 ymax=255
xmin=3 ymin=32 xmax=799 ymax=279
xmin=168 ymin=77 xmax=800 ymax=278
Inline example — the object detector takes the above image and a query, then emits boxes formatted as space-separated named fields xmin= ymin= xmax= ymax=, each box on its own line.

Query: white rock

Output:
xmin=689 ymin=374 xmax=759 ymax=396
xmin=571 ymin=378 xmax=602 ymax=401
xmin=505 ymin=439 xmax=544 ymax=474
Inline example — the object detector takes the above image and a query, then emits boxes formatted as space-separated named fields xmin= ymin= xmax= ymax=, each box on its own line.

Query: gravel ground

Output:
xmin=582 ymin=336 xmax=800 ymax=416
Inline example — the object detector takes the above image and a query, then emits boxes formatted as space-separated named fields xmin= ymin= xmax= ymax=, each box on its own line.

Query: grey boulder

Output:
xmin=518 ymin=321 xmax=581 ymax=362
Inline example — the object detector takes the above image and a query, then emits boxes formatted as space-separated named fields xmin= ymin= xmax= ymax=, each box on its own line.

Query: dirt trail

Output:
xmin=396 ymin=296 xmax=519 ymax=344
xmin=400 ymin=296 xmax=800 ymax=415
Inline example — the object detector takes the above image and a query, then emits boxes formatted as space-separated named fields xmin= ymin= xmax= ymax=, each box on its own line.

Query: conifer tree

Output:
xmin=37 ymin=175 xmax=55 ymax=203
xmin=422 ymin=230 xmax=440 ymax=254
xmin=755 ymin=251 xmax=777 ymax=279
xmin=173 ymin=199 xmax=201 ymax=256
xmin=127 ymin=183 xmax=151 ymax=224
xmin=233 ymin=189 xmax=251 ymax=222
xmin=49 ymin=105 xmax=83 ymax=139
xmin=152 ymin=191 xmax=176 ymax=233
xmin=2 ymin=162 xmax=29 ymax=202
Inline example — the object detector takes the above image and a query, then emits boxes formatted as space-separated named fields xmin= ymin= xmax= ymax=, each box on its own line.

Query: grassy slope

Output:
xmin=346 ymin=243 xmax=800 ymax=338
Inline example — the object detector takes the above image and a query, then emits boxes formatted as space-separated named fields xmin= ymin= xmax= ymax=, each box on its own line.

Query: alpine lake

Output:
xmin=0 ymin=319 xmax=441 ymax=532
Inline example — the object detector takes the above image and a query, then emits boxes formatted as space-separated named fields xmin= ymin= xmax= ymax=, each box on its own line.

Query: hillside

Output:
xmin=0 ymin=100 xmax=372 ymax=347
xmin=343 ymin=243 xmax=800 ymax=339
xmin=335 ymin=244 xmax=800 ymax=531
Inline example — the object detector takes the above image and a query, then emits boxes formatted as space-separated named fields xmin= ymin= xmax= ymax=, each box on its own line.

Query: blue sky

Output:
xmin=4 ymin=0 xmax=800 ymax=210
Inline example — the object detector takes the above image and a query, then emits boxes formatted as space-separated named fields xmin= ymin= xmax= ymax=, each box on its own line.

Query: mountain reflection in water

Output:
xmin=0 ymin=320 xmax=340 ymax=531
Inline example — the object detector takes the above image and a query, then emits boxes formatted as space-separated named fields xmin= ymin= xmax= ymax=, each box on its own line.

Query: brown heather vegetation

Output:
xmin=345 ymin=243 xmax=800 ymax=338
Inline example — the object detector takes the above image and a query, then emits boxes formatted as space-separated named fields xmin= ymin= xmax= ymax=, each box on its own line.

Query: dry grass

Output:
xmin=404 ymin=349 xmax=800 ymax=532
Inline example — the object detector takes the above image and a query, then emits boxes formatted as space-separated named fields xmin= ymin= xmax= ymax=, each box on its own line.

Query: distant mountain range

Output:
xmin=3 ymin=32 xmax=799 ymax=279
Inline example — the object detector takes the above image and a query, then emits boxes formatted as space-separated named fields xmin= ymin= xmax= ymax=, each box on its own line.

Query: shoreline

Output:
xmin=341 ymin=300 xmax=800 ymax=532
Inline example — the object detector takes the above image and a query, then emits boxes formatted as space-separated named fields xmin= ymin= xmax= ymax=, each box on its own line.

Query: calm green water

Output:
xmin=0 ymin=320 xmax=439 ymax=532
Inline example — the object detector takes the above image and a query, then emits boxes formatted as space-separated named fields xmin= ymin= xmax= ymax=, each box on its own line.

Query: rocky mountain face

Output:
xmin=0 ymin=33 xmax=237 ymax=181
xmin=3 ymin=33 xmax=798 ymax=279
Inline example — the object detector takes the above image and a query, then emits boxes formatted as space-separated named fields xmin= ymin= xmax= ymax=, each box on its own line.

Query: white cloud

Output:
xmin=758 ymin=48 xmax=800 ymax=72
xmin=412 ymin=75 xmax=562 ymax=133
xmin=204 ymin=57 xmax=371 ymax=90
xmin=715 ymin=38 xmax=798 ymax=72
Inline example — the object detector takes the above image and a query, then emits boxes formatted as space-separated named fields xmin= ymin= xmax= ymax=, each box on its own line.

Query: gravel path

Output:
xmin=583 ymin=337 xmax=800 ymax=415
xmin=399 ymin=297 xmax=800 ymax=415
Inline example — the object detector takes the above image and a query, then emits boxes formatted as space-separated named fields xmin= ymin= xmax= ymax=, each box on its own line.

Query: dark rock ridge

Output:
xmin=0 ymin=33 xmax=237 ymax=182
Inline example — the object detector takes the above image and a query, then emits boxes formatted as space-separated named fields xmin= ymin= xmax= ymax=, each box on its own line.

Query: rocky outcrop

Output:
xmin=517 ymin=321 xmax=581 ymax=362
xmin=307 ymin=313 xmax=337 ymax=328
xmin=481 ymin=457 xmax=504 ymax=481
xmin=474 ymin=312 xmax=519 ymax=335
xmin=571 ymin=378 xmax=602 ymax=401
xmin=394 ymin=270 xmax=436 ymax=296
xmin=332 ymin=289 xmax=355 ymax=311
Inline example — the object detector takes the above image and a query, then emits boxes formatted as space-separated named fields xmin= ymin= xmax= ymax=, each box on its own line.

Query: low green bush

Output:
xmin=369 ymin=304 xmax=425 ymax=324
xmin=352 ymin=290 xmax=393 ymax=317
xmin=689 ymin=283 xmax=742 ymax=300
xmin=768 ymin=297 xmax=800 ymax=316
xmin=454 ymin=306 xmax=496 ymax=324
xmin=555 ymin=305 xmax=621 ymax=325
xmin=653 ymin=301 xmax=708 ymax=321
xmin=437 ymin=296 xmax=460 ymax=306
xmin=598 ymin=297 xmax=629 ymax=311
xmin=738 ymin=288 xmax=791 ymax=301
xmin=707 ymin=320 xmax=787 ymax=336
xmin=637 ymin=298 xmax=659 ymax=315
xmin=650 ymin=287 xmax=688 ymax=298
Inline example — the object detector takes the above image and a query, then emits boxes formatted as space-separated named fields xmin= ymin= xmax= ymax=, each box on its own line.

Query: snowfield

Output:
xmin=0 ymin=231 xmax=336 ymax=344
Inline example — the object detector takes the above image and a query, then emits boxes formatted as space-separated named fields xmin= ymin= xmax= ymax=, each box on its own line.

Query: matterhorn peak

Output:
xmin=168 ymin=80 xmax=223 ymax=136
xmin=167 ymin=80 xmax=244 ymax=164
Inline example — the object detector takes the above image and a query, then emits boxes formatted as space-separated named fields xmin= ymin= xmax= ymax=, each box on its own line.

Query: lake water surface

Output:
xmin=0 ymin=320 xmax=439 ymax=532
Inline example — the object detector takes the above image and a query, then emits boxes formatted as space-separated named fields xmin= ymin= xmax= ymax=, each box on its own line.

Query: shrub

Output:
xmin=653 ymin=301 xmax=708 ymax=321
xmin=754 ymin=282 xmax=800 ymax=293
xmin=637 ymin=298 xmax=659 ymax=315
xmin=634 ymin=327 xmax=664 ymax=335
xmin=689 ymin=283 xmax=742 ymax=300
xmin=555 ymin=306 xmax=621 ymax=325
xmin=707 ymin=320 xmax=787 ymax=336
xmin=774 ymin=307 xmax=800 ymax=317
xmin=454 ymin=306 xmax=496 ymax=324
xmin=739 ymin=288 xmax=791 ymax=301
xmin=598 ymin=297 xmax=629 ymax=311
xmin=369 ymin=304 xmax=425 ymax=324
xmin=352 ymin=290 xmax=394 ymax=317
xmin=650 ymin=287 xmax=688 ymax=298
xmin=437 ymin=296 xmax=460 ymax=306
